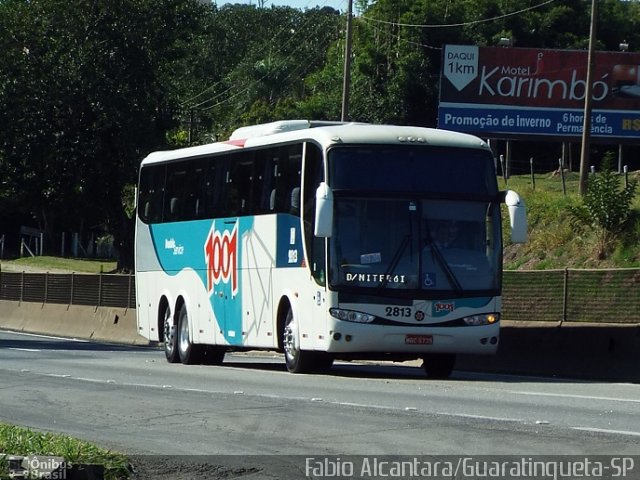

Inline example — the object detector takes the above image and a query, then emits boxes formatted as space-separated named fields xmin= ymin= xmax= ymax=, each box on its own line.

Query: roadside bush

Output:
xmin=570 ymin=155 xmax=638 ymax=259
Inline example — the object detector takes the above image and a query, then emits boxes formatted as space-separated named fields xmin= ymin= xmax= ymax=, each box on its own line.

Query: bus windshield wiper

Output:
xmin=378 ymin=233 xmax=411 ymax=288
xmin=423 ymin=220 xmax=463 ymax=293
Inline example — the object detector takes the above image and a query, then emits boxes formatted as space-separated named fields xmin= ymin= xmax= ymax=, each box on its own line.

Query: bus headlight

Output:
xmin=330 ymin=308 xmax=376 ymax=324
xmin=463 ymin=313 xmax=500 ymax=326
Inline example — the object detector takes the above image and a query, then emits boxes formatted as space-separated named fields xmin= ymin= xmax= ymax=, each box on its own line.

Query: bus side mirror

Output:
xmin=504 ymin=190 xmax=527 ymax=243
xmin=314 ymin=182 xmax=333 ymax=238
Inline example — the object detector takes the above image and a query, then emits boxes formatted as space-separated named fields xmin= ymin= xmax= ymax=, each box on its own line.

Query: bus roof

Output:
xmin=140 ymin=121 xmax=490 ymax=166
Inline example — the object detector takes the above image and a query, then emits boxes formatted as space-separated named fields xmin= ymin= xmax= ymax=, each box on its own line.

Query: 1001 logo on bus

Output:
xmin=204 ymin=221 xmax=238 ymax=297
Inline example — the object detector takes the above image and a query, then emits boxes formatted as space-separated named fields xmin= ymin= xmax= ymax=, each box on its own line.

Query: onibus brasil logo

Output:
xmin=204 ymin=220 xmax=238 ymax=297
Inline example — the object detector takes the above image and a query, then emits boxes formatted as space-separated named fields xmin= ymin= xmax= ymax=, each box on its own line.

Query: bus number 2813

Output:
xmin=385 ymin=306 xmax=411 ymax=317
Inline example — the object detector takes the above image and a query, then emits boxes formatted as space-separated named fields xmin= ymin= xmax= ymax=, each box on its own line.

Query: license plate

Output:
xmin=405 ymin=334 xmax=433 ymax=345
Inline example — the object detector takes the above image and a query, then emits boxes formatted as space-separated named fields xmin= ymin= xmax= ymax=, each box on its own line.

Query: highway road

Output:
xmin=1 ymin=329 xmax=639 ymax=477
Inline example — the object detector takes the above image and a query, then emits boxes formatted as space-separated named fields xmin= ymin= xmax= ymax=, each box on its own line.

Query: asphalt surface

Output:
xmin=1 ymin=330 xmax=639 ymax=478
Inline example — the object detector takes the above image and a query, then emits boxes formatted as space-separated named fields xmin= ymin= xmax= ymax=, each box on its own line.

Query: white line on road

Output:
xmin=508 ymin=390 xmax=640 ymax=404
xmin=436 ymin=412 xmax=525 ymax=423
xmin=1 ymin=330 xmax=89 ymax=342
xmin=9 ymin=364 xmax=640 ymax=438
xmin=572 ymin=426 xmax=640 ymax=437
xmin=8 ymin=348 xmax=41 ymax=352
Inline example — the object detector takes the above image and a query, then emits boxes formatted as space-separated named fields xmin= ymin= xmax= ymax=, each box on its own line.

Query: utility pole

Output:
xmin=341 ymin=0 xmax=353 ymax=122
xmin=579 ymin=0 xmax=598 ymax=196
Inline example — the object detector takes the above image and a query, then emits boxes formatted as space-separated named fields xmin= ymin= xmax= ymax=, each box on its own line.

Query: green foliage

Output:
xmin=570 ymin=155 xmax=638 ymax=259
xmin=0 ymin=256 xmax=117 ymax=273
xmin=0 ymin=0 xmax=211 ymax=269
xmin=0 ymin=423 xmax=130 ymax=479
xmin=2 ymin=0 xmax=640 ymax=271
xmin=503 ymin=171 xmax=640 ymax=270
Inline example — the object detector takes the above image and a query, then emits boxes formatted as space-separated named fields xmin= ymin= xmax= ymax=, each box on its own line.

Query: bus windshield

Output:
xmin=328 ymin=145 xmax=502 ymax=295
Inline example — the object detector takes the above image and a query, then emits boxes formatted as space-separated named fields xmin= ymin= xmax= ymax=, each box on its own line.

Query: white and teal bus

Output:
xmin=135 ymin=120 xmax=526 ymax=378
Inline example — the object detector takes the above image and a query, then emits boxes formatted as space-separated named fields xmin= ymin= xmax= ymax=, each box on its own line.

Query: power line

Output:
xmin=181 ymin=0 xmax=347 ymax=109
xmin=361 ymin=0 xmax=559 ymax=29
xmin=196 ymin=13 xmax=341 ymax=112
xmin=361 ymin=17 xmax=443 ymax=51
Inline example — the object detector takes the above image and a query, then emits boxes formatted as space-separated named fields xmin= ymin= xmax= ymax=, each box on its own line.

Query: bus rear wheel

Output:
xmin=422 ymin=353 xmax=456 ymax=379
xmin=163 ymin=306 xmax=179 ymax=364
xmin=177 ymin=304 xmax=203 ymax=365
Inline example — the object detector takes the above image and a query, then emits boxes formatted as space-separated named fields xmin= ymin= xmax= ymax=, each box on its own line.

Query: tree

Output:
xmin=188 ymin=5 xmax=343 ymax=136
xmin=0 ymin=0 xmax=210 ymax=269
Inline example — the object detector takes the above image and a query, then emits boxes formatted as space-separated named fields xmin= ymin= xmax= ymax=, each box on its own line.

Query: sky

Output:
xmin=216 ymin=0 xmax=351 ymax=12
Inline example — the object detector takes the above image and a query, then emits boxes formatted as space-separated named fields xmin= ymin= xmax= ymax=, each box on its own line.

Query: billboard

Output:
xmin=438 ymin=45 xmax=640 ymax=141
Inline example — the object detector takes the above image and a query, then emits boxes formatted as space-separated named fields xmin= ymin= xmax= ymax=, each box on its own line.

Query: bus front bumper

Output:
xmin=323 ymin=321 xmax=500 ymax=356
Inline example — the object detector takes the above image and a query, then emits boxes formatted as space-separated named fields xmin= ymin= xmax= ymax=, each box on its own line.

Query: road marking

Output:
xmin=1 ymin=330 xmax=89 ymax=342
xmin=8 ymin=365 xmax=640 ymax=438
xmin=73 ymin=377 xmax=109 ymax=383
xmin=508 ymin=390 xmax=640 ymax=404
xmin=437 ymin=412 xmax=524 ymax=423
xmin=572 ymin=426 xmax=640 ymax=437
xmin=8 ymin=348 xmax=41 ymax=352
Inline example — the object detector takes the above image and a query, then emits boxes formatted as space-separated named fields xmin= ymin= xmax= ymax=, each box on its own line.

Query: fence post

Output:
xmin=561 ymin=268 xmax=569 ymax=326
xmin=98 ymin=272 xmax=103 ymax=308
xmin=127 ymin=274 xmax=132 ymax=310
xmin=499 ymin=154 xmax=507 ymax=185
xmin=559 ymin=158 xmax=567 ymax=196
xmin=530 ymin=157 xmax=535 ymax=190
xmin=624 ymin=165 xmax=629 ymax=188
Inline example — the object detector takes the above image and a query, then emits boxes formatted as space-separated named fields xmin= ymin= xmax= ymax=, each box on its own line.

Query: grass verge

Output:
xmin=501 ymin=170 xmax=640 ymax=270
xmin=0 ymin=256 xmax=117 ymax=273
xmin=0 ymin=423 xmax=130 ymax=479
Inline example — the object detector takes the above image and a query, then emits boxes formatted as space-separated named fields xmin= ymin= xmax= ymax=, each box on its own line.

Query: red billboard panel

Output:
xmin=438 ymin=45 xmax=640 ymax=140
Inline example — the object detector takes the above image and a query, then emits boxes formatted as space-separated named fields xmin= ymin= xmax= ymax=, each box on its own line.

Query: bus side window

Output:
xmin=138 ymin=164 xmax=165 ymax=224
xmin=302 ymin=142 xmax=325 ymax=285
xmin=224 ymin=166 xmax=241 ymax=217
xmin=164 ymin=162 xmax=190 ymax=222
xmin=264 ymin=145 xmax=299 ymax=215
xmin=187 ymin=161 xmax=205 ymax=219
xmin=275 ymin=145 xmax=302 ymax=216
xmin=290 ymin=187 xmax=300 ymax=215
xmin=203 ymin=157 xmax=220 ymax=218
xmin=252 ymin=151 xmax=270 ymax=214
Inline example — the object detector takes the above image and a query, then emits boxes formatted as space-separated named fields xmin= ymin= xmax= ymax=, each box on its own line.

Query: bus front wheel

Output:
xmin=422 ymin=353 xmax=456 ymax=379
xmin=283 ymin=309 xmax=312 ymax=373
xmin=163 ymin=306 xmax=179 ymax=364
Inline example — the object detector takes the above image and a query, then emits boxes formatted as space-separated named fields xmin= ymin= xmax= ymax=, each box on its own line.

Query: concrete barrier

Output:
xmin=0 ymin=300 xmax=149 ymax=345
xmin=1 ymin=302 xmax=638 ymax=382
xmin=457 ymin=320 xmax=640 ymax=382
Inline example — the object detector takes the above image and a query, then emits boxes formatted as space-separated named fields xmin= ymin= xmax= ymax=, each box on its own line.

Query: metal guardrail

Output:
xmin=1 ymin=269 xmax=638 ymax=323
xmin=503 ymin=268 xmax=640 ymax=324
xmin=0 ymin=272 xmax=135 ymax=309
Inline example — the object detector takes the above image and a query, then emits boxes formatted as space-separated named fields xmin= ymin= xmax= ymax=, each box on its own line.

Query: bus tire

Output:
xmin=283 ymin=308 xmax=312 ymax=373
xmin=177 ymin=304 xmax=203 ymax=365
xmin=422 ymin=353 xmax=456 ymax=379
xmin=163 ymin=305 xmax=180 ymax=364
